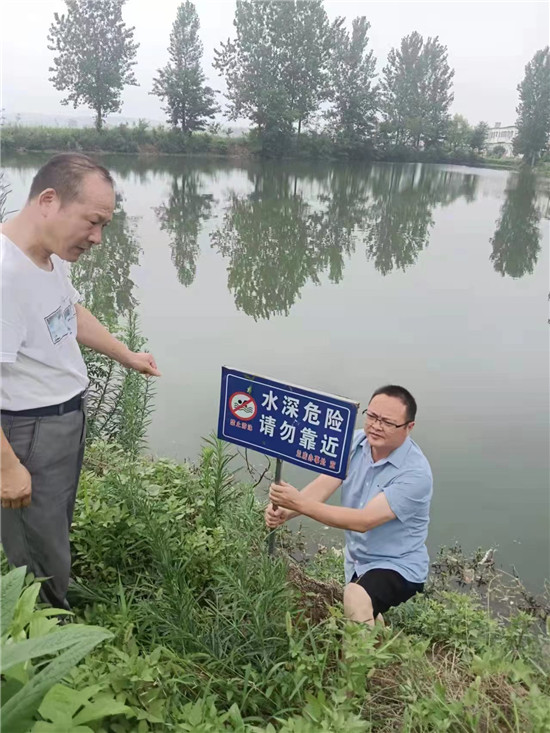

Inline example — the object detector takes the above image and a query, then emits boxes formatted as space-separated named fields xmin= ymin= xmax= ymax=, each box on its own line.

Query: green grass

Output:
xmin=31 ymin=440 xmax=544 ymax=731
xmin=2 ymin=439 xmax=549 ymax=731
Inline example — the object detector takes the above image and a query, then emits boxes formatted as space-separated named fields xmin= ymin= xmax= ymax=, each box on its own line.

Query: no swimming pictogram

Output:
xmin=229 ymin=391 xmax=257 ymax=421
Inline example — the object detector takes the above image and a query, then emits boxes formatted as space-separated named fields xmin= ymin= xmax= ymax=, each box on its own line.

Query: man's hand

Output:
xmin=265 ymin=502 xmax=292 ymax=528
xmin=122 ymin=351 xmax=161 ymax=377
xmin=269 ymin=481 xmax=304 ymax=513
xmin=1 ymin=461 xmax=32 ymax=509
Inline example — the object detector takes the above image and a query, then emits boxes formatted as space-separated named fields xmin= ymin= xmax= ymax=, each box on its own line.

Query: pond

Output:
xmin=3 ymin=154 xmax=549 ymax=590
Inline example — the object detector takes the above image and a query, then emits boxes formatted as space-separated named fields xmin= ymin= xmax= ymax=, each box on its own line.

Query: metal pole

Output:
xmin=267 ymin=458 xmax=283 ymax=556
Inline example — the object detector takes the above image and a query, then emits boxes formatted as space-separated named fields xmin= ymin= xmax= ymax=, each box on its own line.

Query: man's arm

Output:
xmin=75 ymin=304 xmax=161 ymax=376
xmin=265 ymin=473 xmax=341 ymax=527
xmin=269 ymin=482 xmax=396 ymax=532
xmin=1 ymin=428 xmax=32 ymax=509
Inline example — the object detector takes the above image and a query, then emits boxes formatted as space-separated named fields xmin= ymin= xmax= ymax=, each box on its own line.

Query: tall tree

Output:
xmin=446 ymin=114 xmax=472 ymax=153
xmin=421 ymin=36 xmax=455 ymax=148
xmin=325 ymin=17 xmax=378 ymax=150
xmin=214 ymin=1 xmax=337 ymax=154
xmin=380 ymin=31 xmax=424 ymax=148
xmin=381 ymin=31 xmax=454 ymax=150
xmin=48 ymin=0 xmax=138 ymax=131
xmin=151 ymin=2 xmax=219 ymax=134
xmin=514 ymin=47 xmax=550 ymax=165
xmin=280 ymin=1 xmax=336 ymax=136
xmin=214 ymin=1 xmax=291 ymax=147
xmin=469 ymin=121 xmax=489 ymax=154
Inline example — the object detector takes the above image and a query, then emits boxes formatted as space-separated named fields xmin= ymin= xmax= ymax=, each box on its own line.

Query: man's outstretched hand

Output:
xmin=123 ymin=351 xmax=161 ymax=377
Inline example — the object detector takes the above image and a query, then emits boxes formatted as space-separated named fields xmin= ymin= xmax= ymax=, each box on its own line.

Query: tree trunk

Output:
xmin=297 ymin=118 xmax=302 ymax=137
xmin=95 ymin=108 xmax=103 ymax=131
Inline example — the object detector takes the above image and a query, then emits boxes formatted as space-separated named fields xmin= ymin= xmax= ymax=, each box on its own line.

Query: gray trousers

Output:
xmin=1 ymin=408 xmax=86 ymax=610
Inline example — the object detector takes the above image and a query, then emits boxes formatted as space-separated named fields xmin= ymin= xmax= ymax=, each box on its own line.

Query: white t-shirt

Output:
xmin=1 ymin=234 xmax=89 ymax=411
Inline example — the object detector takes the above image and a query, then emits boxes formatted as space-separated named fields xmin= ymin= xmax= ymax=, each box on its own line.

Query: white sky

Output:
xmin=1 ymin=0 xmax=548 ymax=126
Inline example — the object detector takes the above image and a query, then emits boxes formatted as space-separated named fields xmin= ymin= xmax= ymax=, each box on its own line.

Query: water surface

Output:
xmin=4 ymin=155 xmax=548 ymax=589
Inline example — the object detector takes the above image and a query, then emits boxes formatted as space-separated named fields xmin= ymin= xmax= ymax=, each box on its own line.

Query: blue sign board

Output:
xmin=217 ymin=367 xmax=360 ymax=480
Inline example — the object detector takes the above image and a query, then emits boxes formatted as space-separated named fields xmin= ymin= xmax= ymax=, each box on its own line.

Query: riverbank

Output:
xmin=0 ymin=124 xmax=528 ymax=171
xmin=4 ymin=439 xmax=547 ymax=732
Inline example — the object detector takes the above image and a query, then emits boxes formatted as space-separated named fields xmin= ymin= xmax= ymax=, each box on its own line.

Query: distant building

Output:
xmin=486 ymin=122 xmax=517 ymax=157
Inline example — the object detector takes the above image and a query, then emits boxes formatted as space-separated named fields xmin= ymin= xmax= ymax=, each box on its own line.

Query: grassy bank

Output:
xmin=3 ymin=439 xmax=549 ymax=732
xmin=0 ymin=124 xmax=527 ymax=169
xmin=1 ymin=123 xmax=249 ymax=158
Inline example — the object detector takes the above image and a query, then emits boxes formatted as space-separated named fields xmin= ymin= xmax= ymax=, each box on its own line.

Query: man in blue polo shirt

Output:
xmin=267 ymin=385 xmax=433 ymax=625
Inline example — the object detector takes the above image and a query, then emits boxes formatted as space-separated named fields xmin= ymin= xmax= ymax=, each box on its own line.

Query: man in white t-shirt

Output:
xmin=1 ymin=153 xmax=161 ymax=609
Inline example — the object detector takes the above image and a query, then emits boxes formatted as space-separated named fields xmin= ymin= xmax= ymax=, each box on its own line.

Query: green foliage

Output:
xmin=68 ymin=440 xmax=358 ymax=725
xmin=32 ymin=684 xmax=130 ymax=733
xmin=470 ymin=121 xmax=489 ymax=153
xmin=47 ymin=0 xmax=139 ymax=131
xmin=325 ymin=17 xmax=378 ymax=151
xmin=389 ymin=591 xmax=499 ymax=654
xmin=446 ymin=114 xmax=473 ymax=154
xmin=0 ymin=170 xmax=13 ymax=222
xmin=0 ymin=567 xmax=114 ymax=733
xmin=214 ymin=1 xmax=293 ymax=152
xmin=307 ymin=546 xmax=346 ymax=585
xmin=0 ymin=120 xmax=508 ymax=166
xmin=68 ymin=196 xmax=154 ymax=453
xmin=279 ymin=1 xmax=337 ymax=136
xmin=0 ymin=123 xmax=248 ymax=156
xmin=214 ymin=1 xmax=337 ymax=155
xmin=74 ymin=314 xmax=154 ymax=453
xmin=491 ymin=144 xmax=507 ymax=158
xmin=151 ymin=1 xmax=219 ymax=134
xmin=2 ymin=439 xmax=543 ymax=731
xmin=514 ymin=47 xmax=550 ymax=164
xmin=56 ymin=439 xmax=550 ymax=731
xmin=381 ymin=31 xmax=454 ymax=151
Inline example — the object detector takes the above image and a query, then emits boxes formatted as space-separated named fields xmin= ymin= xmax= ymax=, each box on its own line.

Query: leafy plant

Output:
xmin=0 ymin=567 xmax=115 ymax=733
xmin=58 ymin=439 xmax=550 ymax=730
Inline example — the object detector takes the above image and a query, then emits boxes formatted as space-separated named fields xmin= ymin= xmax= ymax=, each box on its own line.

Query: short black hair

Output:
xmin=369 ymin=385 xmax=417 ymax=422
xmin=28 ymin=153 xmax=114 ymax=205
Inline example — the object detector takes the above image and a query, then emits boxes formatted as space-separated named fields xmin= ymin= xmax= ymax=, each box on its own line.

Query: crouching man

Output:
xmin=266 ymin=385 xmax=433 ymax=626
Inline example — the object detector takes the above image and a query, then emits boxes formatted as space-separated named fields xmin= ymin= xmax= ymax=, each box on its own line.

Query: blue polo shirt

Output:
xmin=342 ymin=430 xmax=433 ymax=584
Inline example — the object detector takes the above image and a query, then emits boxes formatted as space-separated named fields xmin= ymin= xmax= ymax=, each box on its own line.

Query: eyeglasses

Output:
xmin=362 ymin=409 xmax=410 ymax=431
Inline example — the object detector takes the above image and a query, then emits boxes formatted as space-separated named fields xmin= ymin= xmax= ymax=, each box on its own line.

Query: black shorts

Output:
xmin=351 ymin=569 xmax=424 ymax=618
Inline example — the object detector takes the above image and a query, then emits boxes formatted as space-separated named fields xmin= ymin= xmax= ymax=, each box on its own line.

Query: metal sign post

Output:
xmin=267 ymin=458 xmax=283 ymax=556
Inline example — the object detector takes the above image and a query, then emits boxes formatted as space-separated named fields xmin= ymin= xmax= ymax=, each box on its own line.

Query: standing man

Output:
xmin=1 ymin=153 xmax=160 ymax=609
xmin=267 ymin=385 xmax=432 ymax=626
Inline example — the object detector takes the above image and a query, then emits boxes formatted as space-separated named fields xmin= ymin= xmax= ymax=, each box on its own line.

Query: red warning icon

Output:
xmin=229 ymin=392 xmax=257 ymax=421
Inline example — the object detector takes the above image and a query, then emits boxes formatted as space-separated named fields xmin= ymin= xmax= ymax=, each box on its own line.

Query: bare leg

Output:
xmin=343 ymin=583 xmax=375 ymax=627
xmin=375 ymin=613 xmax=385 ymax=627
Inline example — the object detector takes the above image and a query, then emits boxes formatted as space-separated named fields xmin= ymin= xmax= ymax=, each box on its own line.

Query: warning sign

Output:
xmin=229 ymin=392 xmax=258 ymax=421
xmin=219 ymin=368 xmax=359 ymax=479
